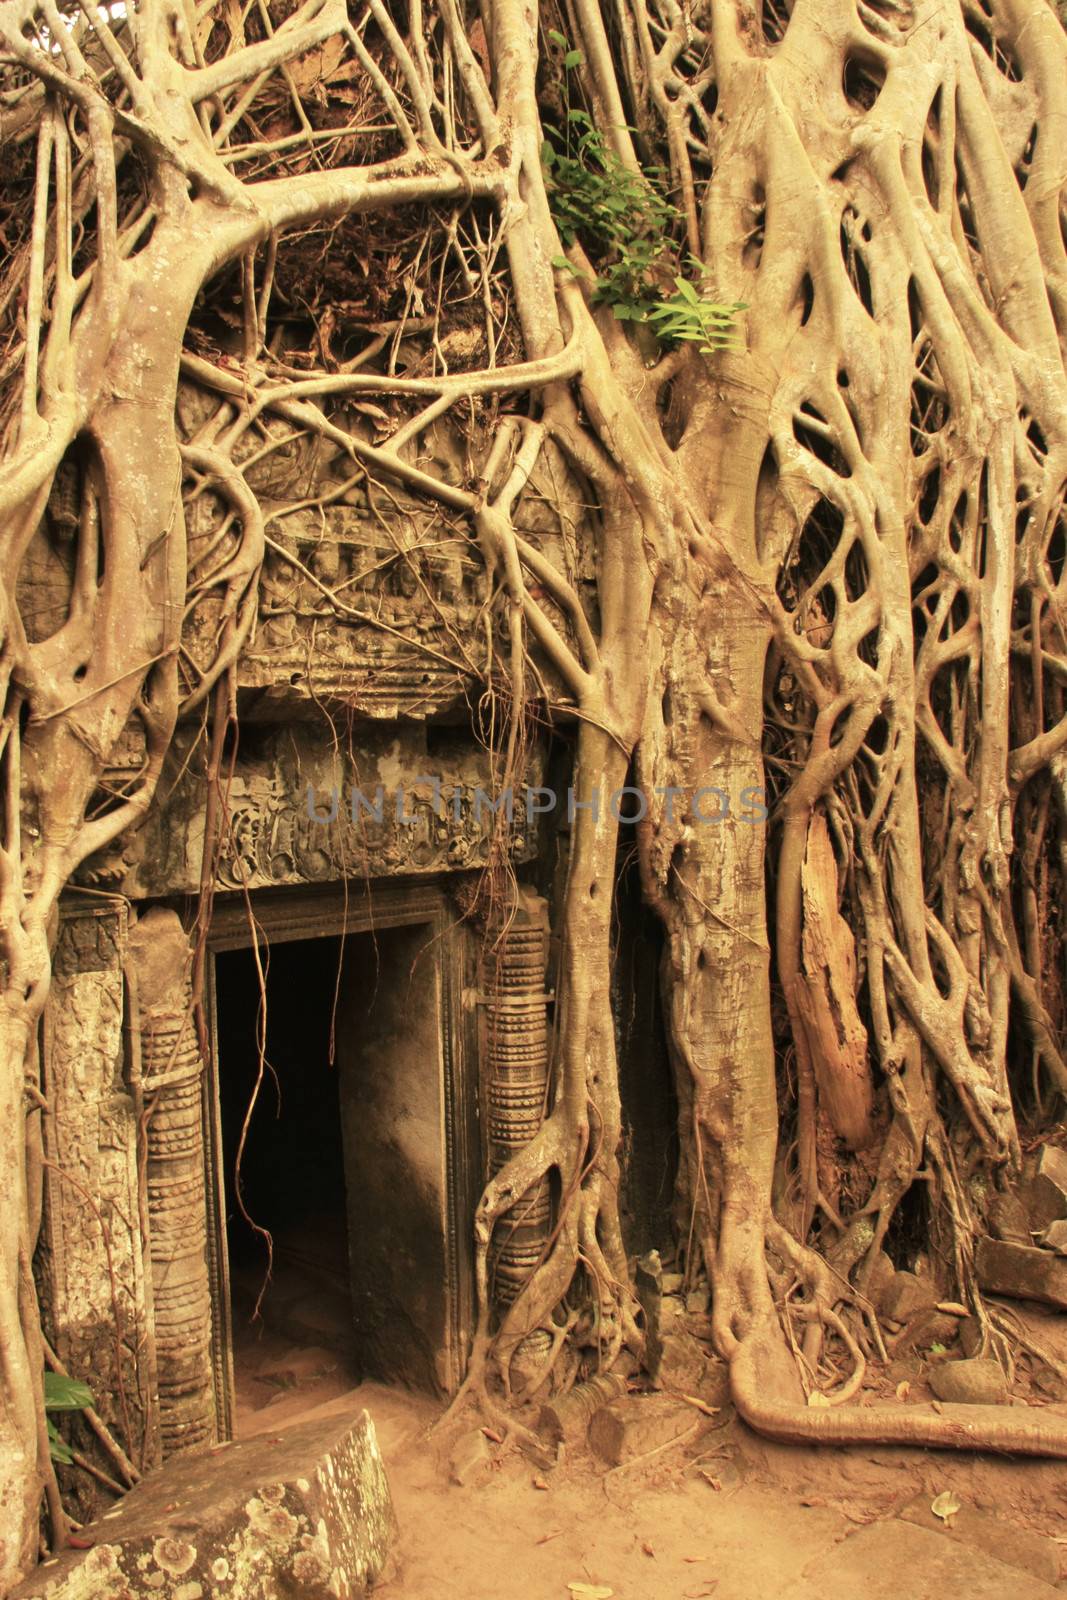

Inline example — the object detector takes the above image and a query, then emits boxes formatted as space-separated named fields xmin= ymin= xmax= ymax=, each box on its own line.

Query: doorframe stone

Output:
xmin=204 ymin=876 xmax=478 ymax=1432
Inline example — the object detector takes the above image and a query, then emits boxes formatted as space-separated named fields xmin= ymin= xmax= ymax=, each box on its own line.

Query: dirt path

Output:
xmin=237 ymin=1341 xmax=1066 ymax=1600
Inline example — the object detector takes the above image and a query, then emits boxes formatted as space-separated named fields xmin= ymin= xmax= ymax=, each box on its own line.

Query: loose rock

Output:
xmin=880 ymin=1270 xmax=936 ymax=1322
xmin=929 ymin=1357 xmax=1008 ymax=1406
xmin=448 ymin=1427 xmax=493 ymax=1487
xmin=1022 ymin=1145 xmax=1067 ymax=1233
xmin=588 ymin=1394 xmax=699 ymax=1468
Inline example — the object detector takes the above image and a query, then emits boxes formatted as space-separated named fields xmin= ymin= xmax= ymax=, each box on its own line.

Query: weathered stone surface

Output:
xmin=656 ymin=1330 xmax=713 ymax=1394
xmin=987 ymin=1189 xmax=1033 ymax=1245
xmin=975 ymin=1236 xmax=1067 ymax=1309
xmin=959 ymin=1315 xmax=983 ymax=1358
xmin=892 ymin=1309 xmax=959 ymax=1355
xmin=1041 ymin=1218 xmax=1067 ymax=1255
xmin=929 ymin=1356 xmax=1008 ymax=1406
xmin=588 ymin=1394 xmax=698 ymax=1467
xmin=879 ymin=1270 xmax=936 ymax=1322
xmin=537 ymin=1371 xmax=629 ymax=1448
xmin=37 ymin=903 xmax=159 ymax=1495
xmin=109 ymin=720 xmax=541 ymax=898
xmin=798 ymin=1519 xmax=1059 ymax=1600
xmin=1022 ymin=1145 xmax=1067 ymax=1233
xmin=865 ymin=1249 xmax=896 ymax=1309
xmin=898 ymin=1494 xmax=1061 ymax=1586
xmin=12 ymin=1407 xmax=395 ymax=1600
xmin=635 ymin=1251 xmax=664 ymax=1380
xmin=447 ymin=1428 xmax=492 ymax=1487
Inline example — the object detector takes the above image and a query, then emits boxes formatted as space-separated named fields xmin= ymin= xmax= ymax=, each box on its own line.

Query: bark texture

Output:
xmin=2 ymin=0 xmax=1067 ymax=1587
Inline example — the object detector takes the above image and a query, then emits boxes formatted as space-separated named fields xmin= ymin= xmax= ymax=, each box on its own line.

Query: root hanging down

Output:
xmin=3 ymin=1 xmax=1067 ymax=1578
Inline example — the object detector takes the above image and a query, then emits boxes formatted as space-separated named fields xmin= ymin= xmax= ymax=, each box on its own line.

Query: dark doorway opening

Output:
xmin=209 ymin=902 xmax=472 ymax=1434
xmin=215 ymin=934 xmax=358 ymax=1423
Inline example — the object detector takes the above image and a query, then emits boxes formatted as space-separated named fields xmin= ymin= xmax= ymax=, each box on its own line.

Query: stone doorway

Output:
xmin=215 ymin=933 xmax=358 ymax=1424
xmin=205 ymin=882 xmax=478 ymax=1437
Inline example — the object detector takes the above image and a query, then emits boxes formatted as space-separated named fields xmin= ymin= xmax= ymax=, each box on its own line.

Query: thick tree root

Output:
xmin=731 ymin=1321 xmax=1067 ymax=1458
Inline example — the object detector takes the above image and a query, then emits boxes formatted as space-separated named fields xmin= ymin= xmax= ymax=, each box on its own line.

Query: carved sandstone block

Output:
xmin=975 ymin=1236 xmax=1067 ymax=1309
xmin=12 ymin=1408 xmax=396 ymax=1600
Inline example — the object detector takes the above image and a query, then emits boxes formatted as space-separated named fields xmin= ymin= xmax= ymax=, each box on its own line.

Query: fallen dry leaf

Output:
xmin=931 ymin=1490 xmax=962 ymax=1526
xmin=930 ymin=1399 xmax=944 ymax=1415
xmin=641 ymin=1540 xmax=655 ymax=1557
xmin=895 ymin=1380 xmax=911 ymax=1401
xmin=566 ymin=1586 xmax=614 ymax=1600
xmin=699 ymin=1469 xmax=722 ymax=1491
xmin=482 ymin=1426 xmax=504 ymax=1444
xmin=532 ymin=1476 xmax=549 ymax=1491
xmin=682 ymin=1394 xmax=720 ymax=1417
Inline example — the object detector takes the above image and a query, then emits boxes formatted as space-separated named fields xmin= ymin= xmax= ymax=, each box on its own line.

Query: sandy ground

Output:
xmin=232 ymin=1304 xmax=1067 ymax=1600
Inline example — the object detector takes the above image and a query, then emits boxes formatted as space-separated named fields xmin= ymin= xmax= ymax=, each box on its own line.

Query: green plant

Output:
xmin=541 ymin=33 xmax=743 ymax=354
xmin=43 ymin=1372 xmax=93 ymax=1466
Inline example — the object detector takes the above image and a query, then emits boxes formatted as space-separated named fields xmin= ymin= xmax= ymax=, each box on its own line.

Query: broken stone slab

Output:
xmin=1022 ymin=1145 xmax=1067 ymax=1233
xmin=929 ymin=1356 xmax=1008 ymax=1406
xmin=987 ymin=1188 xmax=1033 ymax=1245
xmin=447 ymin=1427 xmax=493 ymax=1487
xmin=864 ymin=1249 xmax=896 ymax=1309
xmin=588 ymin=1393 xmax=700 ymax=1467
xmin=1041 ymin=1218 xmax=1067 ymax=1255
xmin=878 ymin=1270 xmax=937 ymax=1322
xmin=12 ymin=1406 xmax=395 ymax=1600
xmin=975 ymin=1235 xmax=1067 ymax=1309
xmin=798 ymin=1517 xmax=1059 ymax=1600
xmin=959 ymin=1315 xmax=983 ymax=1358
xmin=898 ymin=1494 xmax=1061 ymax=1588
xmin=537 ymin=1370 xmax=629 ymax=1448
xmin=655 ymin=1329 xmax=712 ymax=1394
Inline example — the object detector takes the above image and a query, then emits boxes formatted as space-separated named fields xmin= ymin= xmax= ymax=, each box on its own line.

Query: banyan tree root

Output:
xmin=730 ymin=1315 xmax=1067 ymax=1456
xmin=2 ymin=0 xmax=1067 ymax=1579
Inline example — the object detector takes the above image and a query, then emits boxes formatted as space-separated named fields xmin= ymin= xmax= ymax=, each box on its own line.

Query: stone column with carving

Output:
xmin=128 ymin=909 xmax=217 ymax=1457
xmin=37 ymin=900 xmax=160 ymax=1487
xmin=483 ymin=893 xmax=552 ymax=1375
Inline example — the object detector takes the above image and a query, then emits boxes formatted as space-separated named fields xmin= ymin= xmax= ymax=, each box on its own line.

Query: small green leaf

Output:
xmin=547 ymin=29 xmax=568 ymax=47
xmin=44 ymin=1373 xmax=94 ymax=1412
xmin=564 ymin=49 xmax=584 ymax=68
xmin=47 ymin=1417 xmax=74 ymax=1466
xmin=673 ymin=277 xmax=701 ymax=304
